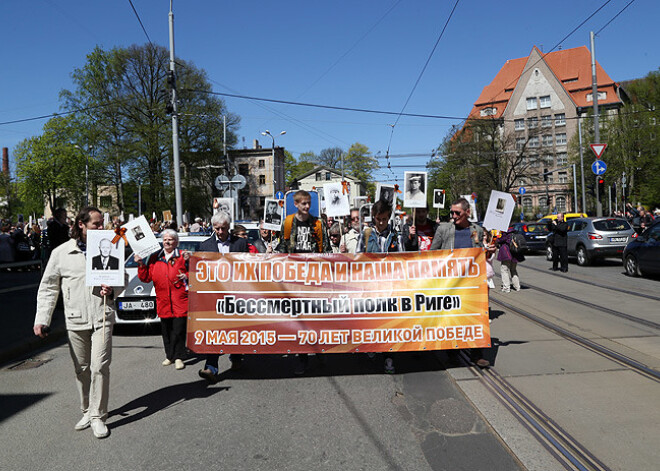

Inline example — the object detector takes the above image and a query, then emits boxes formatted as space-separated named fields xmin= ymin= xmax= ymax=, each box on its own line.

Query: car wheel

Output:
xmin=625 ymin=254 xmax=641 ymax=277
xmin=576 ymin=246 xmax=590 ymax=266
xmin=546 ymin=245 xmax=553 ymax=261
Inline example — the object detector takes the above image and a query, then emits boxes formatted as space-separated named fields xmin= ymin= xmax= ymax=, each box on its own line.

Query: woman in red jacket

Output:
xmin=135 ymin=229 xmax=189 ymax=370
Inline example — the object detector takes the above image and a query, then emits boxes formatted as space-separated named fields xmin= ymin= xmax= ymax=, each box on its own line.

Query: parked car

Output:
xmin=623 ymin=220 xmax=660 ymax=277
xmin=115 ymin=233 xmax=209 ymax=325
xmin=545 ymin=217 xmax=636 ymax=266
xmin=508 ymin=222 xmax=551 ymax=252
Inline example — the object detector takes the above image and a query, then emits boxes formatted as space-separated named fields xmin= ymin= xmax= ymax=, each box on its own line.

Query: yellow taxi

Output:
xmin=537 ymin=213 xmax=587 ymax=224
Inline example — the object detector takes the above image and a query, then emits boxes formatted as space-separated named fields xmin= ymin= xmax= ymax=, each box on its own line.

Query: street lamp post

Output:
xmin=261 ymin=130 xmax=286 ymax=193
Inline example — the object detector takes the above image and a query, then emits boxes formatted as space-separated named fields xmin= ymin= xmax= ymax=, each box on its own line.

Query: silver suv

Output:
xmin=546 ymin=217 xmax=636 ymax=266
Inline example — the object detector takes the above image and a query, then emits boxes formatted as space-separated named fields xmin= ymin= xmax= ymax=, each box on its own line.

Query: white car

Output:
xmin=115 ymin=233 xmax=209 ymax=325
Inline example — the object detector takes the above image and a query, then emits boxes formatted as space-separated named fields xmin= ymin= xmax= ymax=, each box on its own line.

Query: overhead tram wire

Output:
xmin=383 ymin=0 xmax=461 ymax=180
xmin=596 ymin=0 xmax=637 ymax=36
xmin=476 ymin=0 xmax=615 ymax=111
xmin=126 ymin=0 xmax=154 ymax=46
xmin=256 ymin=0 xmax=403 ymax=136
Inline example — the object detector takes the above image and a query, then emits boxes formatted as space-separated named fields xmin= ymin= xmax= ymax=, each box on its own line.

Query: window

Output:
xmin=259 ymin=175 xmax=266 ymax=185
xmin=586 ymin=91 xmax=607 ymax=102
xmin=542 ymin=135 xmax=553 ymax=147
xmin=260 ymin=196 xmax=266 ymax=207
xmin=555 ymin=113 xmax=565 ymax=126
xmin=325 ymin=172 xmax=331 ymax=181
xmin=528 ymin=136 xmax=539 ymax=148
xmin=541 ymin=115 xmax=552 ymax=127
xmin=526 ymin=97 xmax=537 ymax=110
xmin=556 ymin=133 xmax=567 ymax=145
xmin=258 ymin=159 xmax=265 ymax=168
xmin=556 ymin=196 xmax=566 ymax=212
xmin=516 ymin=137 xmax=526 ymax=150
xmin=99 ymin=196 xmax=112 ymax=208
xmin=540 ymin=95 xmax=551 ymax=108
xmin=556 ymin=153 xmax=568 ymax=165
xmin=538 ymin=197 xmax=548 ymax=209
xmin=316 ymin=172 xmax=323 ymax=181
xmin=544 ymin=154 xmax=554 ymax=165
xmin=239 ymin=164 xmax=249 ymax=176
xmin=527 ymin=117 xmax=538 ymax=129
xmin=515 ymin=119 xmax=525 ymax=130
xmin=518 ymin=178 xmax=526 ymax=186
xmin=558 ymin=171 xmax=568 ymax=184
xmin=480 ymin=107 xmax=497 ymax=117
xmin=522 ymin=197 xmax=533 ymax=213
xmin=529 ymin=155 xmax=540 ymax=167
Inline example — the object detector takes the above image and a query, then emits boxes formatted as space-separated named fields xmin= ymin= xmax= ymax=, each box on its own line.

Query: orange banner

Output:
xmin=187 ymin=249 xmax=490 ymax=354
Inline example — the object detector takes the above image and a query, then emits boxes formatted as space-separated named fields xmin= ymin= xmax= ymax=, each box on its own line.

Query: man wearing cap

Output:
xmin=405 ymin=175 xmax=425 ymax=204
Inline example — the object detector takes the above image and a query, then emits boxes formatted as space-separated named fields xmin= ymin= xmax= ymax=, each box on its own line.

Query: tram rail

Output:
xmin=460 ymin=352 xmax=612 ymax=471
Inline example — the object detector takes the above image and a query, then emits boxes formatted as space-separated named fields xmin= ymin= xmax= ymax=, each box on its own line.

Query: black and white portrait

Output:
xmin=433 ymin=189 xmax=446 ymax=209
xmin=91 ymin=238 xmax=119 ymax=270
xmin=323 ymin=182 xmax=350 ymax=217
xmin=86 ymin=230 xmax=125 ymax=286
xmin=263 ymin=198 xmax=284 ymax=231
xmin=376 ymin=183 xmax=395 ymax=207
xmin=132 ymin=225 xmax=145 ymax=241
xmin=403 ymin=171 xmax=427 ymax=208
xmin=360 ymin=203 xmax=373 ymax=225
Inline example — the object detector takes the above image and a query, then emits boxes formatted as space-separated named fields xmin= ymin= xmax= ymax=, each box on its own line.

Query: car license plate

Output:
xmin=120 ymin=300 xmax=155 ymax=311
xmin=610 ymin=237 xmax=627 ymax=243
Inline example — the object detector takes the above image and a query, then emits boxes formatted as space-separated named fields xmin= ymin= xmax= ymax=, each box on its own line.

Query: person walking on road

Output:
xmin=198 ymin=212 xmax=249 ymax=382
xmin=430 ymin=197 xmax=489 ymax=368
xmin=135 ymin=229 xmax=190 ymax=371
xmin=33 ymin=206 xmax=121 ymax=439
xmin=548 ymin=213 xmax=569 ymax=272
xmin=496 ymin=231 xmax=521 ymax=292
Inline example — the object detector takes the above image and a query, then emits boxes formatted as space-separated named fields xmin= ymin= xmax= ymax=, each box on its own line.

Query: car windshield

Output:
xmin=592 ymin=219 xmax=631 ymax=231
xmin=525 ymin=223 xmax=548 ymax=233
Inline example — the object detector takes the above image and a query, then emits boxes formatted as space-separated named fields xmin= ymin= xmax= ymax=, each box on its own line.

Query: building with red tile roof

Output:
xmin=468 ymin=46 xmax=624 ymax=214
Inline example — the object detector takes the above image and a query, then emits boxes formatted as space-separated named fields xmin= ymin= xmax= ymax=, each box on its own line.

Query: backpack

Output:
xmin=509 ymin=232 xmax=527 ymax=256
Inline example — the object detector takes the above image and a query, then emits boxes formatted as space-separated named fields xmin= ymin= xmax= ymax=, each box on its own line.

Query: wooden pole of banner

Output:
xmin=437 ymin=208 xmax=440 ymax=220
xmin=412 ymin=208 xmax=416 ymax=227
xmin=339 ymin=219 xmax=345 ymax=251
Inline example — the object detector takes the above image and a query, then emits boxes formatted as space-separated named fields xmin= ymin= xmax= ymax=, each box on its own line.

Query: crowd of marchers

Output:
xmin=30 ymin=189 xmax=656 ymax=439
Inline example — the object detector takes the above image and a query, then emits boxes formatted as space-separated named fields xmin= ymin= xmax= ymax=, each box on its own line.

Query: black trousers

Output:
xmin=161 ymin=317 xmax=187 ymax=361
xmin=552 ymin=245 xmax=568 ymax=271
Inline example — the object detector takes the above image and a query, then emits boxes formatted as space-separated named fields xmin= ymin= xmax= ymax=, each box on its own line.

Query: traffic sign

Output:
xmin=591 ymin=160 xmax=607 ymax=175
xmin=223 ymin=189 xmax=238 ymax=199
xmin=519 ymin=187 xmax=526 ymax=195
xmin=231 ymin=174 xmax=247 ymax=190
xmin=590 ymin=143 xmax=607 ymax=159
xmin=275 ymin=191 xmax=284 ymax=199
xmin=214 ymin=175 xmax=230 ymax=191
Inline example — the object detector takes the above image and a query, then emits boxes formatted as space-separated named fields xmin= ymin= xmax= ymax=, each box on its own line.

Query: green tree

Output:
xmin=59 ymin=43 xmax=239 ymax=217
xmin=14 ymin=115 xmax=89 ymax=214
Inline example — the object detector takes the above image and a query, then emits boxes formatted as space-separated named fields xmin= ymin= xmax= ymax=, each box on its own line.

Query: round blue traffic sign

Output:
xmin=591 ymin=160 xmax=607 ymax=175
xmin=275 ymin=191 xmax=284 ymax=199
xmin=519 ymin=187 xmax=526 ymax=195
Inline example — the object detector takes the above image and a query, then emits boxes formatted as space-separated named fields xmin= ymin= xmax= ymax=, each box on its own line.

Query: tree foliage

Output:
xmin=429 ymin=118 xmax=537 ymax=213
xmin=45 ymin=43 xmax=239 ymax=217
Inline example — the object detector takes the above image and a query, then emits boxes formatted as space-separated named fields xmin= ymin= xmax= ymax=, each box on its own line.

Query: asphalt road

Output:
xmin=1 ymin=253 xmax=657 ymax=470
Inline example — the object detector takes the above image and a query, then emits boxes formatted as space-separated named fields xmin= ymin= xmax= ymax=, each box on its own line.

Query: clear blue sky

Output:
xmin=1 ymin=0 xmax=658 ymax=184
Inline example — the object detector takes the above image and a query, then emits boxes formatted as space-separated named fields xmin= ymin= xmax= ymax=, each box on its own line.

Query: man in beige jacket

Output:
xmin=34 ymin=206 xmax=123 ymax=439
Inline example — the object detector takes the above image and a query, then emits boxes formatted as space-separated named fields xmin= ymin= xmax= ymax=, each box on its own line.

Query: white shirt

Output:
xmin=217 ymin=236 xmax=231 ymax=254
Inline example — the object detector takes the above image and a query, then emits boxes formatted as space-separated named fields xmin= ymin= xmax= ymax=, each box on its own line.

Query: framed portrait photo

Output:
xmin=86 ymin=230 xmax=125 ymax=287
xmin=403 ymin=171 xmax=427 ymax=208
xmin=263 ymin=198 xmax=284 ymax=231
xmin=433 ymin=189 xmax=446 ymax=209
xmin=323 ymin=182 xmax=351 ymax=218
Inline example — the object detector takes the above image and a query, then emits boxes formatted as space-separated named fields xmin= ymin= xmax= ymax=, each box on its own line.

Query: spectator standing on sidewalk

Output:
xmin=548 ymin=213 xmax=569 ymax=272
xmin=33 ymin=206 xmax=122 ymax=439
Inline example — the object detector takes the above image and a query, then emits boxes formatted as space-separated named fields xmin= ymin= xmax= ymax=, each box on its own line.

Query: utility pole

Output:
xmin=590 ymin=31 xmax=602 ymax=217
xmin=169 ymin=0 xmax=183 ymax=229
xmin=578 ymin=117 xmax=587 ymax=214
